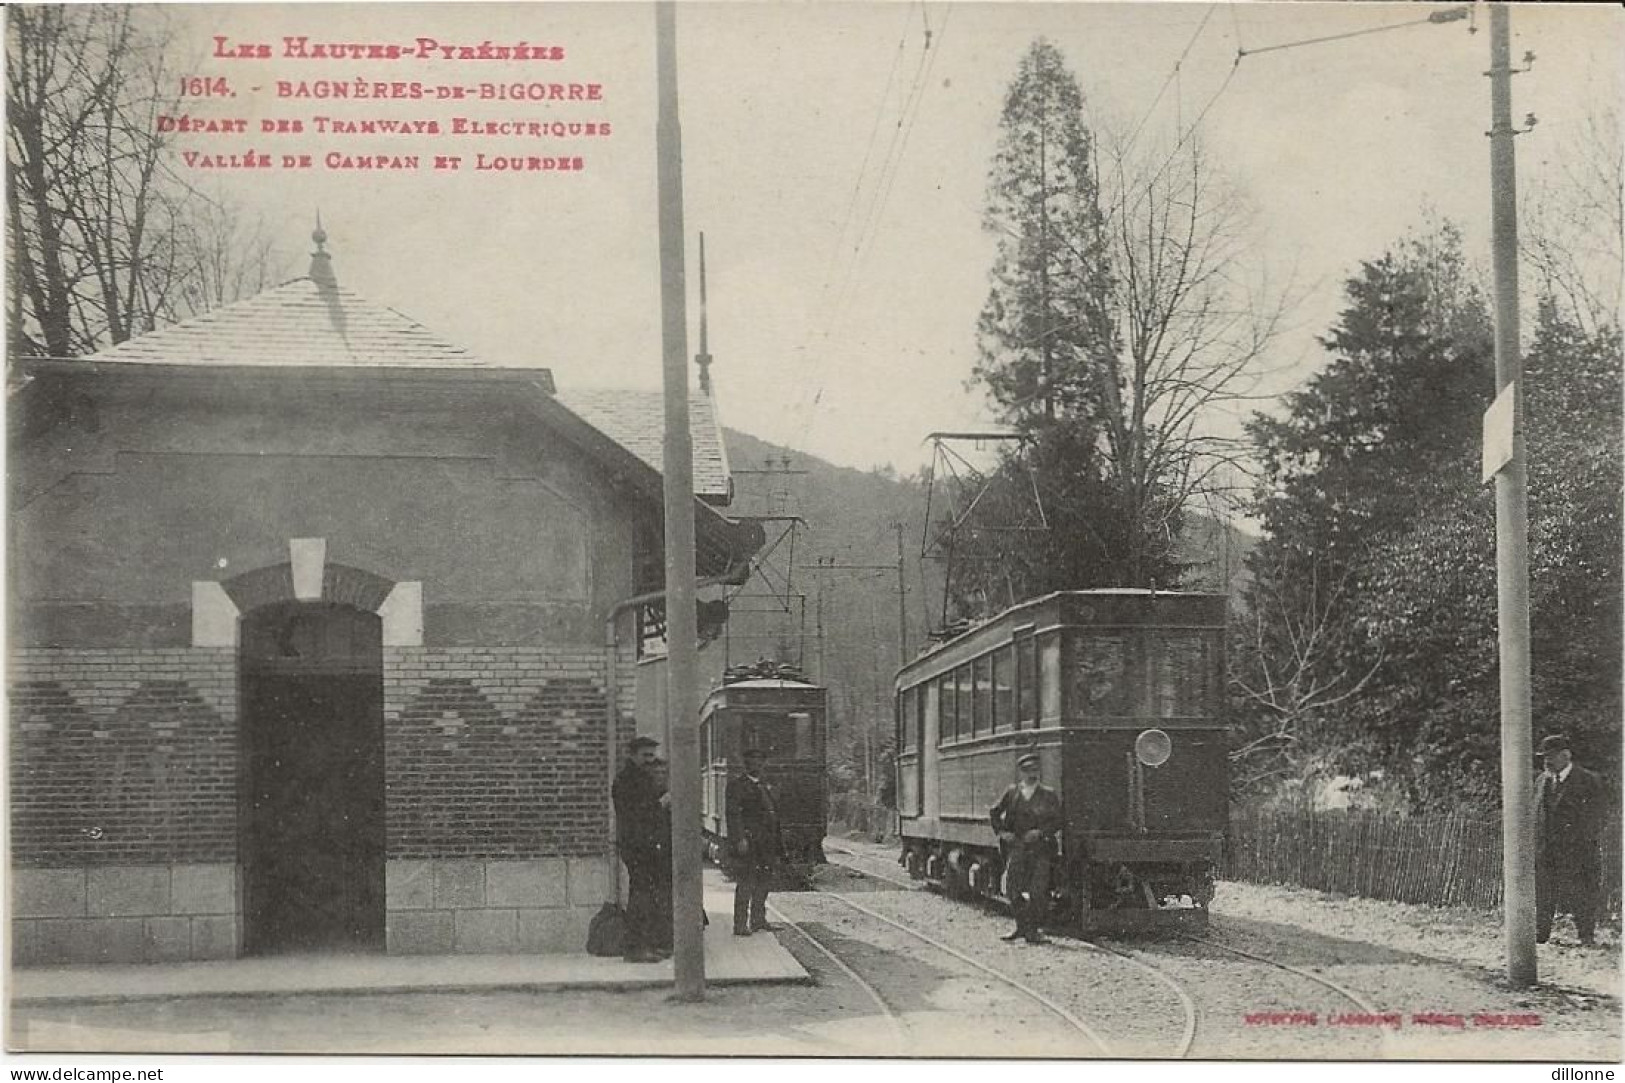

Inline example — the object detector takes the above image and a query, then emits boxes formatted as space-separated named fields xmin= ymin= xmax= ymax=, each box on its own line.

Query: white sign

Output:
xmin=1482 ymin=382 xmax=1517 ymax=483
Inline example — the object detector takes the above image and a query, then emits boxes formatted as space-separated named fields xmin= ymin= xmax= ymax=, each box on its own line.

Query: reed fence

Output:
xmin=1225 ymin=806 xmax=1622 ymax=916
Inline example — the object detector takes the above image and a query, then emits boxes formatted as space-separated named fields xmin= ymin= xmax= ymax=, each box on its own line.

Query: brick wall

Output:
xmin=384 ymin=647 xmax=625 ymax=859
xmin=10 ymin=649 xmax=236 ymax=867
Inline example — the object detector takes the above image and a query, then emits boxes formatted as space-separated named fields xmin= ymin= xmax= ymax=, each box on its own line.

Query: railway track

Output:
xmin=823 ymin=842 xmax=1387 ymax=1058
xmin=777 ymin=848 xmax=1113 ymax=1056
xmin=766 ymin=904 xmax=913 ymax=1054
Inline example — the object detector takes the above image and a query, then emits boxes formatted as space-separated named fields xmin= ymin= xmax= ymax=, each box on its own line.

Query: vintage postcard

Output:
xmin=5 ymin=0 xmax=1621 ymax=1076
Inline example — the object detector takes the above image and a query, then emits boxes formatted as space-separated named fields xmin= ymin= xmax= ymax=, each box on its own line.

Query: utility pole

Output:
xmin=815 ymin=586 xmax=825 ymax=684
xmin=1486 ymin=2 xmax=1536 ymax=988
xmin=895 ymin=523 xmax=909 ymax=664
xmin=1038 ymin=70 xmax=1054 ymax=422
xmin=654 ymin=0 xmax=704 ymax=1001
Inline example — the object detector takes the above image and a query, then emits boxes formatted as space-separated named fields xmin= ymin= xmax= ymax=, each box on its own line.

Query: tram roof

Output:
xmin=898 ymin=588 xmax=1227 ymax=683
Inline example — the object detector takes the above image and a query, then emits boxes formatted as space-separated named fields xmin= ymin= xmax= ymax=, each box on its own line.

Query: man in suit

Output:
xmin=990 ymin=750 xmax=1064 ymax=945
xmin=612 ymin=736 xmax=668 ymax=963
xmin=1534 ymin=733 xmax=1607 ymax=947
xmin=726 ymin=745 xmax=784 ymax=935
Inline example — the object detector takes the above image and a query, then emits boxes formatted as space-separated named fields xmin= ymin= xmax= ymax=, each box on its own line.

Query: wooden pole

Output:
xmin=655 ymin=0 xmax=704 ymax=1000
xmin=1487 ymin=3 xmax=1536 ymax=987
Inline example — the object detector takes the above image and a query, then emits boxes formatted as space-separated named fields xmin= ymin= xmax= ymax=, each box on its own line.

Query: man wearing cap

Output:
xmin=726 ymin=746 xmax=784 ymax=935
xmin=1534 ymin=734 xmax=1606 ymax=946
xmin=613 ymin=736 xmax=668 ymax=963
xmin=990 ymin=750 xmax=1064 ymax=944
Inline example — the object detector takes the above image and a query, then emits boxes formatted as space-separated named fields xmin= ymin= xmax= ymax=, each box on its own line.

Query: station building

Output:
xmin=8 ymin=234 xmax=760 ymax=965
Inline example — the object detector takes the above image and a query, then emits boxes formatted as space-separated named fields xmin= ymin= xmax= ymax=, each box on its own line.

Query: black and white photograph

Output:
xmin=4 ymin=0 xmax=1621 ymax=1075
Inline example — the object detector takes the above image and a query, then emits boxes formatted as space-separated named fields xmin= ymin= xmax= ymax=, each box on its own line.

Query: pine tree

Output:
xmin=951 ymin=40 xmax=1282 ymax=608
xmin=974 ymin=39 xmax=1114 ymax=426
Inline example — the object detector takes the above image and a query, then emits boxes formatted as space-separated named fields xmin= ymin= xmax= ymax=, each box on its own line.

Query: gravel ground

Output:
xmin=816 ymin=858 xmax=1384 ymax=1059
xmin=772 ymin=891 xmax=1112 ymax=1057
xmin=830 ymin=837 xmax=1622 ymax=1060
xmin=1210 ymin=879 xmax=1621 ymax=998
xmin=12 ymin=841 xmax=1616 ymax=1062
xmin=9 ymin=984 xmax=860 ymax=1056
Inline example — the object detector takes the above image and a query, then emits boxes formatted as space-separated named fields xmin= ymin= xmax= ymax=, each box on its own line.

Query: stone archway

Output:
xmin=208 ymin=541 xmax=412 ymax=956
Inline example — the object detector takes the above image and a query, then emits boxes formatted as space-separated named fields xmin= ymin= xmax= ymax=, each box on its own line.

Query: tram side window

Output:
xmin=1015 ymin=633 xmax=1037 ymax=728
xmin=991 ymin=644 xmax=1014 ymax=732
xmin=914 ymin=684 xmax=926 ymax=751
xmin=938 ymin=673 xmax=956 ymax=745
xmin=899 ymin=689 xmax=916 ymax=751
xmin=957 ymin=665 xmax=974 ymax=740
xmin=968 ymin=650 xmax=981 ymax=735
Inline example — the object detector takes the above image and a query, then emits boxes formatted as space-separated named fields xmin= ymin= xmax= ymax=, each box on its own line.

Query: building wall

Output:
xmin=9 ymin=379 xmax=656 ymax=964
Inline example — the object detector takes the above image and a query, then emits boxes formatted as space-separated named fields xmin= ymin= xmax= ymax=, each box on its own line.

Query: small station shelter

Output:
xmin=8 ymin=233 xmax=761 ymax=965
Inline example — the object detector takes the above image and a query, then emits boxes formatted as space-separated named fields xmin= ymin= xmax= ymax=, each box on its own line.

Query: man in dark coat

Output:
xmin=990 ymin=750 xmax=1064 ymax=945
xmin=726 ymin=746 xmax=784 ymax=935
xmin=1534 ymin=733 xmax=1607 ymax=946
xmin=612 ymin=735 xmax=668 ymax=962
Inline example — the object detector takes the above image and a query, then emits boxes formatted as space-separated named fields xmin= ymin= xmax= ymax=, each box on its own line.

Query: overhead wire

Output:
xmin=787 ymin=3 xmax=930 ymax=446
xmin=846 ymin=4 xmax=952 ymax=299
xmin=789 ymin=3 xmax=951 ymax=456
xmin=813 ymin=10 xmax=912 ymax=333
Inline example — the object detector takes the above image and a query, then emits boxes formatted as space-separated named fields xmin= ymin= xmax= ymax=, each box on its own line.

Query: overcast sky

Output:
xmin=163 ymin=2 xmax=1621 ymax=474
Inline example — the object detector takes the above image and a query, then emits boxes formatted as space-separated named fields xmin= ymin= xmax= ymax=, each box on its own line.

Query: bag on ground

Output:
xmin=586 ymin=903 xmax=627 ymax=957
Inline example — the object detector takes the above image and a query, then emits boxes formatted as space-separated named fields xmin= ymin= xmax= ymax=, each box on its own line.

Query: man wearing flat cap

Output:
xmin=990 ymin=749 xmax=1063 ymax=944
xmin=613 ymin=735 xmax=668 ymax=962
xmin=1534 ymin=734 xmax=1606 ymax=946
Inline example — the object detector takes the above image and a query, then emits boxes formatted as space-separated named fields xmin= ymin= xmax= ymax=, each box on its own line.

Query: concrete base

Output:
xmin=12 ymin=875 xmax=806 ymax=1005
xmin=11 ymin=864 xmax=238 ymax=966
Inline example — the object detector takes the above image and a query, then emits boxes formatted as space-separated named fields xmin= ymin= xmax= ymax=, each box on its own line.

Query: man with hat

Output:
xmin=1534 ymin=734 xmax=1606 ymax=946
xmin=613 ymin=735 xmax=668 ymax=963
xmin=990 ymin=749 xmax=1064 ymax=944
xmin=726 ymin=745 xmax=784 ymax=935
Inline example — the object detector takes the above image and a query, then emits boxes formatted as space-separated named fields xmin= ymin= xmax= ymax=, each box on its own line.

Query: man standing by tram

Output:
xmin=727 ymin=745 xmax=784 ymax=935
xmin=991 ymin=750 xmax=1064 ymax=945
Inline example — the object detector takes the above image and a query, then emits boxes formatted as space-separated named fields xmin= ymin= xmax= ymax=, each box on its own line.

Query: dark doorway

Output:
xmin=240 ymin=601 xmax=385 ymax=954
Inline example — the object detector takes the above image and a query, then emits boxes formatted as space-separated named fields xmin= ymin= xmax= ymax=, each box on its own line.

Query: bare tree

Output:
xmin=1229 ymin=555 xmax=1383 ymax=795
xmin=7 ymin=4 xmax=279 ymax=359
xmin=1091 ymin=127 xmax=1294 ymax=585
xmin=961 ymin=105 xmax=1293 ymax=602
xmin=1523 ymin=101 xmax=1624 ymax=335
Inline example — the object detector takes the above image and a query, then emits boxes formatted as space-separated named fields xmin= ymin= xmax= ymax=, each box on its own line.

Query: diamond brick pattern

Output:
xmin=386 ymin=662 xmax=610 ymax=860
xmin=11 ymin=672 xmax=235 ymax=866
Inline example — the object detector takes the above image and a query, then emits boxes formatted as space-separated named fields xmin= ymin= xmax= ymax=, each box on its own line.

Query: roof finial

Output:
xmin=695 ymin=231 xmax=713 ymax=395
xmin=309 ymin=212 xmax=336 ymax=288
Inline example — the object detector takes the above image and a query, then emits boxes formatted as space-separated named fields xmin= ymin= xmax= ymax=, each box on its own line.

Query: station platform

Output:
xmin=11 ymin=875 xmax=808 ymax=1005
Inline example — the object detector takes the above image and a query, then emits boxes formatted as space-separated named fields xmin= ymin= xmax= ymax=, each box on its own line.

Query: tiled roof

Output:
xmin=70 ymin=263 xmax=733 ymax=503
xmin=82 ymin=277 xmax=488 ymax=368
xmin=553 ymin=388 xmax=733 ymax=502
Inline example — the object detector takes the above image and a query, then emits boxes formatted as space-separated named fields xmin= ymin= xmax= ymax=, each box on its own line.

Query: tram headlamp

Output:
xmin=1134 ymin=728 xmax=1172 ymax=767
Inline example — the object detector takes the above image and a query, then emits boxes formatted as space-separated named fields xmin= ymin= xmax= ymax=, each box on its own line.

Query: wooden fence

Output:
xmin=1225 ymin=806 xmax=1622 ymax=916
